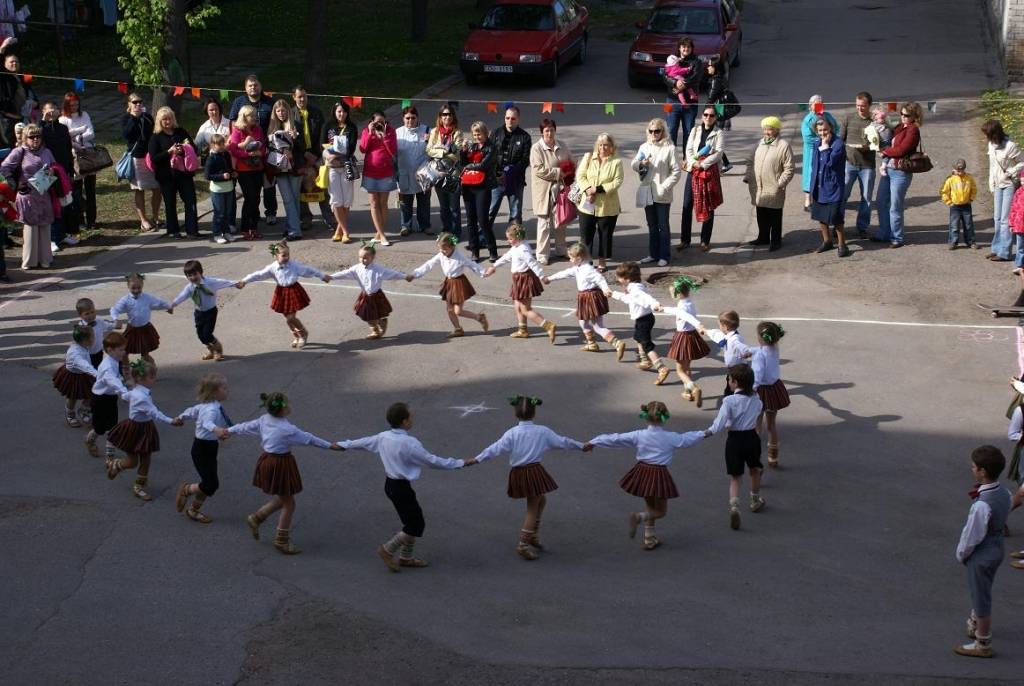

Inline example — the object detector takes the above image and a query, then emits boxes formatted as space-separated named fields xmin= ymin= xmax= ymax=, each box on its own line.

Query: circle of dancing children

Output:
xmin=407 ymin=232 xmax=489 ymax=338
xmin=235 ymin=241 xmax=331 ymax=349
xmin=53 ymin=324 xmax=98 ymax=427
xmin=105 ymin=359 xmax=184 ymax=501
xmin=751 ymin=321 xmax=790 ymax=467
xmin=340 ymin=402 xmax=475 ymax=571
xmin=585 ymin=401 xmax=706 ymax=550
xmin=662 ymin=275 xmax=710 ymax=407
xmin=542 ymin=242 xmax=626 ymax=357
xmin=174 ymin=373 xmax=232 ymax=523
xmin=109 ymin=272 xmax=173 ymax=364
xmin=704 ymin=363 xmax=765 ymax=530
xmin=170 ymin=260 xmax=235 ymax=361
xmin=85 ymin=331 xmax=129 ymax=460
xmin=473 ymin=395 xmax=590 ymax=560
xmin=604 ymin=261 xmax=670 ymax=385
xmin=330 ymin=240 xmax=407 ymax=340
xmin=484 ymin=223 xmax=557 ymax=342
xmin=215 ymin=391 xmax=342 ymax=555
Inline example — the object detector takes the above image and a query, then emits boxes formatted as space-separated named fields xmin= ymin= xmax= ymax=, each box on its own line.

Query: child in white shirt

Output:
xmin=585 ymin=400 xmax=705 ymax=550
xmin=543 ymin=242 xmax=625 ymax=357
xmin=330 ymin=242 xmax=408 ymax=340
xmin=751 ymin=321 xmax=790 ymax=467
xmin=52 ymin=324 xmax=98 ymax=428
xmin=474 ymin=395 xmax=589 ymax=560
xmin=605 ymin=261 xmax=670 ymax=385
xmin=86 ymin=331 xmax=128 ymax=460
xmin=662 ymin=275 xmax=710 ymax=406
xmin=340 ymin=402 xmax=474 ymax=571
xmin=174 ymin=373 xmax=231 ymax=523
xmin=171 ymin=259 xmax=236 ymax=362
xmin=407 ymin=232 xmax=489 ymax=338
xmin=76 ymin=296 xmax=118 ymax=368
xmin=109 ymin=272 xmax=173 ymax=363
xmin=716 ymin=310 xmax=753 ymax=400
xmin=484 ymin=223 xmax=557 ymax=342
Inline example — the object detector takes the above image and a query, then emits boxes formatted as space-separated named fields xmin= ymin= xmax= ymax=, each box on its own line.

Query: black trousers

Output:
xmin=89 ymin=351 xmax=103 ymax=368
xmin=159 ymin=171 xmax=198 ymax=236
xmin=194 ymin=307 xmax=218 ymax=345
xmin=90 ymin=393 xmax=119 ymax=435
xmin=462 ymin=187 xmax=497 ymax=258
xmin=237 ymin=171 xmax=263 ymax=231
xmin=755 ymin=206 xmax=784 ymax=246
xmin=72 ymin=176 xmax=97 ymax=229
xmin=633 ymin=312 xmax=656 ymax=354
xmin=191 ymin=438 xmax=220 ymax=496
xmin=385 ymin=477 xmax=425 ymax=537
xmin=579 ymin=212 xmax=617 ymax=259
xmin=680 ymin=172 xmax=714 ymax=245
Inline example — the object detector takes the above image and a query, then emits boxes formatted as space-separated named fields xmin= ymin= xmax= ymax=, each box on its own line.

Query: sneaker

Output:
xmin=639 ymin=256 xmax=655 ymax=264
xmin=1010 ymin=560 xmax=1024 ymax=569
xmin=50 ymin=241 xmax=60 ymax=253
xmin=750 ymin=494 xmax=765 ymax=512
xmin=657 ymin=259 xmax=668 ymax=267
xmin=214 ymin=236 xmax=228 ymax=245
xmin=729 ymin=507 xmax=741 ymax=530
xmin=62 ymin=235 xmax=80 ymax=246
xmin=953 ymin=640 xmax=993 ymax=658
xmin=399 ymin=228 xmax=411 ymax=237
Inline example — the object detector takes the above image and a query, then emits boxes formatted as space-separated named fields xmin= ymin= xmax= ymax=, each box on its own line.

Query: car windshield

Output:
xmin=482 ymin=5 xmax=555 ymax=31
xmin=645 ymin=7 xmax=719 ymax=34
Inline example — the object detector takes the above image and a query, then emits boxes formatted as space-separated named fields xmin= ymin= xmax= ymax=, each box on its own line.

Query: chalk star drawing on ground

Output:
xmin=449 ymin=402 xmax=497 ymax=418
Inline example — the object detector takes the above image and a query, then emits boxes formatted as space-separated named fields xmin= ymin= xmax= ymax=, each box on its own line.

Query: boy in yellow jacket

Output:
xmin=940 ymin=159 xmax=978 ymax=250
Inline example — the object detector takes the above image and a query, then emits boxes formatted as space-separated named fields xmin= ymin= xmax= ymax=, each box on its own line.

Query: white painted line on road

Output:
xmin=0 ymin=276 xmax=63 ymax=311
xmin=143 ymin=272 xmax=1019 ymax=330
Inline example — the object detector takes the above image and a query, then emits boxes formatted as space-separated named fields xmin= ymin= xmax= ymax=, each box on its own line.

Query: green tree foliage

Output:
xmin=116 ymin=0 xmax=220 ymax=85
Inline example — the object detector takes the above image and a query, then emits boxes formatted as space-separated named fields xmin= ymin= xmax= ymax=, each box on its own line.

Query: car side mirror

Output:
xmin=635 ymin=20 xmax=644 ymax=28
xmin=725 ymin=22 xmax=737 ymax=31
xmin=468 ymin=22 xmax=479 ymax=30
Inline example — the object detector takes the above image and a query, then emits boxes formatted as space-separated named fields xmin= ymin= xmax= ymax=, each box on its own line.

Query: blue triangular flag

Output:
xmin=73 ymin=78 xmax=85 ymax=92
xmin=502 ymin=100 xmax=515 ymax=112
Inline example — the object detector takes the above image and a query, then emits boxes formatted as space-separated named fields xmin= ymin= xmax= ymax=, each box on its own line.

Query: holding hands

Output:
xmin=321 ymin=274 xmax=332 ymax=283
xmin=234 ymin=281 xmax=246 ymax=289
xmin=171 ymin=417 xmax=184 ymax=427
xmin=329 ymin=443 xmax=345 ymax=451
xmin=463 ymin=457 xmax=478 ymax=467
xmin=483 ymin=267 xmax=496 ymax=278
xmin=214 ymin=427 xmax=230 ymax=440
xmin=405 ymin=274 xmax=415 ymax=282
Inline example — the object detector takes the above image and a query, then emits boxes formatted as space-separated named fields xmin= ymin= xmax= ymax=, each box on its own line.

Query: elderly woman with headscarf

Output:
xmin=743 ymin=116 xmax=794 ymax=252
xmin=800 ymin=95 xmax=838 ymax=211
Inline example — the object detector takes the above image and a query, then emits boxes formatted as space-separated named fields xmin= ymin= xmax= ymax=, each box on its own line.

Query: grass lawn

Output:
xmin=982 ymin=90 xmax=1024 ymax=142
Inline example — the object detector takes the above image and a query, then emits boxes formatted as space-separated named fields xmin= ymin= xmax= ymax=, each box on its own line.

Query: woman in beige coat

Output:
xmin=631 ymin=118 xmax=680 ymax=266
xmin=576 ymin=133 xmax=624 ymax=272
xmin=529 ymin=118 xmax=571 ymax=264
xmin=743 ymin=116 xmax=794 ymax=251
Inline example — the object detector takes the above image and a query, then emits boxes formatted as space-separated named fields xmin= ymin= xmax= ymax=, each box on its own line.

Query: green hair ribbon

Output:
xmin=444 ymin=234 xmax=458 ymax=247
xmin=259 ymin=393 xmax=288 ymax=411
xmin=268 ymin=243 xmax=280 ymax=256
xmin=129 ymin=358 xmax=148 ymax=377
xmin=360 ymin=238 xmax=378 ymax=252
xmin=638 ymin=406 xmax=670 ymax=422
xmin=672 ymin=275 xmax=700 ymax=297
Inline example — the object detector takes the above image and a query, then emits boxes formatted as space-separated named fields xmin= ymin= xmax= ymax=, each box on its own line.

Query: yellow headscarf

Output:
xmin=760 ymin=116 xmax=783 ymax=131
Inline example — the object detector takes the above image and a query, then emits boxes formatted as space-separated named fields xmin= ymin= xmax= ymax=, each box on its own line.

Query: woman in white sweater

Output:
xmin=59 ymin=92 xmax=97 ymax=230
xmin=631 ymin=118 xmax=681 ymax=266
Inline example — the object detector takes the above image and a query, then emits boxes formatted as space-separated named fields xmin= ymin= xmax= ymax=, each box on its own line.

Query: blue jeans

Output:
xmin=1016 ymin=234 xmax=1024 ymax=268
xmin=400 ymin=190 xmax=432 ymax=232
xmin=435 ymin=187 xmax=461 ymax=239
xmin=644 ymin=202 xmax=671 ymax=261
xmin=843 ymin=163 xmax=875 ymax=231
xmin=666 ymin=100 xmax=697 ymax=147
xmin=948 ymin=203 xmax=975 ymax=246
xmin=210 ymin=191 xmax=232 ymax=236
xmin=992 ymin=185 xmax=1016 ymax=260
xmin=276 ymin=175 xmax=302 ymax=236
xmin=488 ymin=183 xmax=524 ymax=226
xmin=874 ymin=168 xmax=912 ymax=244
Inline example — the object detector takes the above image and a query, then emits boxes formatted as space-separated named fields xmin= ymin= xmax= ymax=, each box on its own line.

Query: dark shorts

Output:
xmin=191 ymin=438 xmax=220 ymax=496
xmin=90 ymin=392 xmax=119 ymax=435
xmin=385 ymin=477 xmax=425 ymax=537
xmin=194 ymin=307 xmax=219 ymax=345
xmin=725 ymin=429 xmax=762 ymax=476
xmin=633 ymin=312 xmax=656 ymax=354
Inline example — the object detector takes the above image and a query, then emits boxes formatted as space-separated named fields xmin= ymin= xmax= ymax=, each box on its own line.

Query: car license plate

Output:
xmin=483 ymin=65 xmax=513 ymax=73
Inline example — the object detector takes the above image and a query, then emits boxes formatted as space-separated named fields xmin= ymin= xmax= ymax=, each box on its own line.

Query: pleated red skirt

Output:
xmin=270 ymin=283 xmax=311 ymax=315
xmin=439 ymin=275 xmax=476 ymax=306
xmin=510 ymin=271 xmax=543 ymax=301
xmin=124 ymin=323 xmax=160 ymax=355
xmin=252 ymin=451 xmax=303 ymax=496
xmin=354 ymin=290 xmax=393 ymax=322
xmin=107 ymin=419 xmax=160 ymax=455
xmin=507 ymin=462 xmax=559 ymax=498
xmin=576 ymin=287 xmax=609 ymax=321
xmin=52 ymin=365 xmax=95 ymax=400
xmin=757 ymin=379 xmax=791 ymax=412
xmin=619 ymin=461 xmax=679 ymax=499
xmin=666 ymin=329 xmax=710 ymax=363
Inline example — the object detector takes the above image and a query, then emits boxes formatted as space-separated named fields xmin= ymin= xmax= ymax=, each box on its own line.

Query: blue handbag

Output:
xmin=115 ymin=149 xmax=135 ymax=182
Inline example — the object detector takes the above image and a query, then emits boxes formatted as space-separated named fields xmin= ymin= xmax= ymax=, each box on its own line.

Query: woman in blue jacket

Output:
xmin=800 ymin=94 xmax=838 ymax=210
xmin=810 ymin=117 xmax=850 ymax=257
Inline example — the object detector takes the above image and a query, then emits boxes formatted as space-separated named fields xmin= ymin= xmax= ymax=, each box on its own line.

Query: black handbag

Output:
xmin=719 ymin=90 xmax=741 ymax=121
xmin=895 ymin=139 xmax=933 ymax=174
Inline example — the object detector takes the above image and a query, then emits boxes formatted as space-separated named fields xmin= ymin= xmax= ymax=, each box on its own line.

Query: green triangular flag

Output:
xmin=927 ymin=101 xmax=937 ymax=113
xmin=604 ymin=103 xmax=615 ymax=115
xmin=401 ymin=98 xmax=412 ymax=109
xmin=798 ymin=103 xmax=808 ymax=112
xmin=714 ymin=103 xmax=725 ymax=117
xmin=219 ymin=89 xmax=229 ymax=101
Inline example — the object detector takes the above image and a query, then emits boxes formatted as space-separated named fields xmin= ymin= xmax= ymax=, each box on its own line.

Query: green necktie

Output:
xmin=191 ymin=282 xmax=214 ymax=306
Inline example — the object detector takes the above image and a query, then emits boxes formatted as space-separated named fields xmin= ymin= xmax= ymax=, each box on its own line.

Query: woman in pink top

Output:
xmin=228 ymin=105 xmax=267 ymax=240
xmin=359 ymin=110 xmax=398 ymax=246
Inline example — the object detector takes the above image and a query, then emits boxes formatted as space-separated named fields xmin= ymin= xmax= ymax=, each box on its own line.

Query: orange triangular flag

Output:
xmin=486 ymin=102 xmax=498 ymax=113
xmin=191 ymin=87 xmax=201 ymax=99
xmin=554 ymin=103 xmax=564 ymax=113
xmin=22 ymin=73 xmax=32 ymax=84
xmin=662 ymin=103 xmax=672 ymax=114
xmin=172 ymin=86 xmax=185 ymax=97
xmin=541 ymin=102 xmax=553 ymax=113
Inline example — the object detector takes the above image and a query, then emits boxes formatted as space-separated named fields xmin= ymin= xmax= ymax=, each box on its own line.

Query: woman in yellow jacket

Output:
xmin=576 ymin=133 xmax=624 ymax=272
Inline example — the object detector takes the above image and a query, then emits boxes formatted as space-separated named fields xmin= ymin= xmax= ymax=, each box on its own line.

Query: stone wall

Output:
xmin=987 ymin=0 xmax=1024 ymax=83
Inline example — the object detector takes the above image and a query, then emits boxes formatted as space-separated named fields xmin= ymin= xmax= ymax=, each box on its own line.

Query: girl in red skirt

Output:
xmin=53 ymin=324 xmax=98 ymax=428
xmin=542 ymin=242 xmax=626 ymax=357
xmin=584 ymin=401 xmax=705 ymax=550
xmin=407 ymin=232 xmax=489 ymax=338
xmin=474 ymin=395 xmax=590 ymax=560
xmin=236 ymin=242 xmax=331 ymax=349
xmin=751 ymin=321 xmax=790 ymax=467
xmin=663 ymin=275 xmax=710 ymax=407
xmin=216 ymin=391 xmax=342 ymax=554
xmin=106 ymin=359 xmax=184 ymax=501
xmin=483 ymin=223 xmax=557 ymax=341
xmin=109 ymin=273 xmax=173 ymax=364
xmin=330 ymin=242 xmax=408 ymax=340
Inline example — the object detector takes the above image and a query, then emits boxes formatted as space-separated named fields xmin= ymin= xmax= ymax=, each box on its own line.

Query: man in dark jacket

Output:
xmin=663 ymin=37 xmax=704 ymax=147
xmin=291 ymin=85 xmax=335 ymax=230
xmin=228 ymin=74 xmax=277 ymax=224
xmin=488 ymin=106 xmax=531 ymax=226
xmin=41 ymin=101 xmax=79 ymax=249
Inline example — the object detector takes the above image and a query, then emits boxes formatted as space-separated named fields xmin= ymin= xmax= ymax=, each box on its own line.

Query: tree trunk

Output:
xmin=153 ymin=0 xmax=189 ymax=115
xmin=411 ymin=0 xmax=428 ymax=42
xmin=304 ymin=0 xmax=329 ymax=93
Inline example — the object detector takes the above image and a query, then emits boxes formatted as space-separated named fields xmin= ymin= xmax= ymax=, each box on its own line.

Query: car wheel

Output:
xmin=573 ymin=36 xmax=588 ymax=66
xmin=730 ymin=36 xmax=741 ymax=67
xmin=543 ymin=57 xmax=558 ymax=87
xmin=627 ymin=69 xmax=641 ymax=89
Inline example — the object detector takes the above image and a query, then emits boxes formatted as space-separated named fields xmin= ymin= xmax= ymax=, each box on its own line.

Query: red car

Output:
xmin=627 ymin=0 xmax=742 ymax=88
xmin=460 ymin=0 xmax=589 ymax=87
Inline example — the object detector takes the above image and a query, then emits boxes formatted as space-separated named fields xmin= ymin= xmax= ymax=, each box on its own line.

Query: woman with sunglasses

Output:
xmin=678 ymin=107 xmax=725 ymax=252
xmin=632 ymin=118 xmax=680 ymax=267
xmin=396 ymin=106 xmax=432 ymax=237
xmin=1 ymin=123 xmax=59 ymax=269
xmin=874 ymin=101 xmax=923 ymax=248
xmin=426 ymin=106 xmax=464 ymax=239
xmin=59 ymin=92 xmax=97 ymax=232
xmin=121 ymin=93 xmax=161 ymax=232
xmin=323 ymin=100 xmax=358 ymax=243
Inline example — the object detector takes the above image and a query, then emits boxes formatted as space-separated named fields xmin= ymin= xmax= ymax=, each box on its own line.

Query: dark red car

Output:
xmin=460 ymin=0 xmax=589 ymax=87
xmin=627 ymin=0 xmax=742 ymax=88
